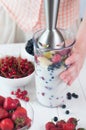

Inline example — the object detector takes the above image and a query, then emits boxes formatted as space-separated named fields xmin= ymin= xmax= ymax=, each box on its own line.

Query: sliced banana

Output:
xmin=38 ymin=57 xmax=52 ymax=67
xmin=43 ymin=52 xmax=52 ymax=59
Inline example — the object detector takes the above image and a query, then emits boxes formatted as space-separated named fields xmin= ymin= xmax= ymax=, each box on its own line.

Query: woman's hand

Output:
xmin=60 ymin=47 xmax=86 ymax=86
xmin=60 ymin=17 xmax=86 ymax=86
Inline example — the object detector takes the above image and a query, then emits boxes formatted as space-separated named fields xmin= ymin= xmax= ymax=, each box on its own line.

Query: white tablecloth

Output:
xmin=0 ymin=43 xmax=86 ymax=130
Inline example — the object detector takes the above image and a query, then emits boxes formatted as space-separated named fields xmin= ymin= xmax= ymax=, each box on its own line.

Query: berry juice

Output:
xmin=34 ymin=48 xmax=71 ymax=107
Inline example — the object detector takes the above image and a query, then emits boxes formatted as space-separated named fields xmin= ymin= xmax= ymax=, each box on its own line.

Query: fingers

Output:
xmin=60 ymin=63 xmax=79 ymax=86
xmin=65 ymin=53 xmax=79 ymax=65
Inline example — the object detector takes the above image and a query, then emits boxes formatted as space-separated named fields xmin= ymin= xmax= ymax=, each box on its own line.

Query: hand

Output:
xmin=60 ymin=47 xmax=86 ymax=86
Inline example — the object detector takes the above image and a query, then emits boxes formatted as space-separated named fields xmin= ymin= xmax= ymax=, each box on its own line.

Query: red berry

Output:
xmin=24 ymin=97 xmax=29 ymax=102
xmin=11 ymin=91 xmax=15 ymax=95
xmin=45 ymin=122 xmax=55 ymax=130
xmin=52 ymin=54 xmax=61 ymax=63
xmin=67 ymin=117 xmax=78 ymax=127
xmin=63 ymin=122 xmax=75 ymax=130
xmin=56 ymin=120 xmax=66 ymax=128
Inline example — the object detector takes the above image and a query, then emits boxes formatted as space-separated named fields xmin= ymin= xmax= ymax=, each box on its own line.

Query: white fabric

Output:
xmin=0 ymin=4 xmax=27 ymax=44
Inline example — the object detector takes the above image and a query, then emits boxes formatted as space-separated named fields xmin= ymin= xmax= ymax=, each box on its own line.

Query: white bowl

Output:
xmin=0 ymin=70 xmax=34 ymax=88
xmin=0 ymin=47 xmax=35 ymax=90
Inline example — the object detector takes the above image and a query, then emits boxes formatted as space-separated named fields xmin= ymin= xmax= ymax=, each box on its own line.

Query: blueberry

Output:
xmin=61 ymin=104 xmax=66 ymax=109
xmin=53 ymin=116 xmax=58 ymax=122
xmin=72 ymin=93 xmax=79 ymax=99
xmin=48 ymin=65 xmax=54 ymax=71
xmin=25 ymin=39 xmax=34 ymax=55
xmin=65 ymin=110 xmax=70 ymax=114
xmin=66 ymin=92 xmax=72 ymax=100
xmin=54 ymin=62 xmax=61 ymax=69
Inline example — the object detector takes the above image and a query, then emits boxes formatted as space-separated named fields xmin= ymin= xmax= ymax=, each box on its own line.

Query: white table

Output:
xmin=0 ymin=43 xmax=86 ymax=130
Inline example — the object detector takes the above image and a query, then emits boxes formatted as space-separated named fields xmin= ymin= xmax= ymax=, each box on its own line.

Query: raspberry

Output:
xmin=52 ymin=54 xmax=61 ymax=63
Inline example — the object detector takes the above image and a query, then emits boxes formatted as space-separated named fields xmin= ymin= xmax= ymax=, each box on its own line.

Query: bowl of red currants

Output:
xmin=0 ymin=55 xmax=35 ymax=88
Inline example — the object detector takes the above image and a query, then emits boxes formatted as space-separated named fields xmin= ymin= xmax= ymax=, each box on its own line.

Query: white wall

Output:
xmin=80 ymin=0 xmax=86 ymax=18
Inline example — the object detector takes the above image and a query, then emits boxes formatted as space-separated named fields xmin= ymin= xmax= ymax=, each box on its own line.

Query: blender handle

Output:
xmin=44 ymin=0 xmax=60 ymax=30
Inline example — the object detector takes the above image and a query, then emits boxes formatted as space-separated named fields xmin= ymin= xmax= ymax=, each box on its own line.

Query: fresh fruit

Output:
xmin=45 ymin=122 xmax=55 ymax=130
xmin=25 ymin=117 xmax=32 ymax=127
xmin=53 ymin=116 xmax=58 ymax=122
xmin=38 ymin=56 xmax=52 ymax=66
xmin=0 ymin=118 xmax=14 ymax=130
xmin=71 ymin=93 xmax=79 ymax=99
xmin=66 ymin=92 xmax=72 ymax=100
xmin=0 ymin=95 xmax=5 ymax=106
xmin=43 ymin=52 xmax=53 ymax=59
xmin=11 ymin=89 xmax=29 ymax=102
xmin=52 ymin=54 xmax=61 ymax=63
xmin=0 ymin=108 xmax=9 ymax=119
xmin=56 ymin=120 xmax=66 ymax=128
xmin=65 ymin=110 xmax=70 ymax=114
xmin=45 ymin=117 xmax=85 ymax=130
xmin=25 ymin=39 xmax=34 ymax=55
xmin=61 ymin=104 xmax=66 ymax=109
xmin=67 ymin=117 xmax=78 ymax=127
xmin=12 ymin=106 xmax=27 ymax=128
xmin=0 ymin=95 xmax=32 ymax=130
xmin=63 ymin=122 xmax=75 ymax=130
xmin=3 ymin=97 xmax=20 ymax=111
xmin=0 ymin=56 xmax=34 ymax=78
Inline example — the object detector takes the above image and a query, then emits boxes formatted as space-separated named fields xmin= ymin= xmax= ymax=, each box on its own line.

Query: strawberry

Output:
xmin=0 ymin=108 xmax=9 ymax=119
xmin=56 ymin=120 xmax=66 ymax=128
xmin=52 ymin=54 xmax=61 ymax=63
xmin=50 ymin=128 xmax=58 ymax=130
xmin=45 ymin=122 xmax=56 ymax=130
xmin=3 ymin=97 xmax=20 ymax=110
xmin=0 ymin=95 xmax=5 ymax=106
xmin=62 ymin=122 xmax=75 ymax=130
xmin=67 ymin=117 xmax=78 ymax=127
xmin=25 ymin=117 xmax=32 ymax=128
xmin=12 ymin=106 xmax=27 ymax=128
xmin=0 ymin=118 xmax=14 ymax=130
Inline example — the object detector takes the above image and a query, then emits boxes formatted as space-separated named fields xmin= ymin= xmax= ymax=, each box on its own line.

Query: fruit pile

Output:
xmin=45 ymin=117 xmax=85 ymax=130
xmin=11 ymin=88 xmax=29 ymax=102
xmin=0 ymin=56 xmax=34 ymax=78
xmin=0 ymin=95 xmax=31 ymax=130
xmin=35 ymin=48 xmax=71 ymax=69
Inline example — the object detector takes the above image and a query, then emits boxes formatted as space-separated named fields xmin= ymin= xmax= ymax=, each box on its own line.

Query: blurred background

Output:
xmin=80 ymin=0 xmax=86 ymax=19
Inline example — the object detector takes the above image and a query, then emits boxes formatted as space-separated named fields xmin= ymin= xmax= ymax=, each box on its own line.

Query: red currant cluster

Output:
xmin=0 ymin=56 xmax=34 ymax=78
xmin=11 ymin=88 xmax=29 ymax=102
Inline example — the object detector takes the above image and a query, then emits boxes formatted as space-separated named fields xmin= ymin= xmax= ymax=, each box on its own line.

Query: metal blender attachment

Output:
xmin=38 ymin=0 xmax=65 ymax=49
